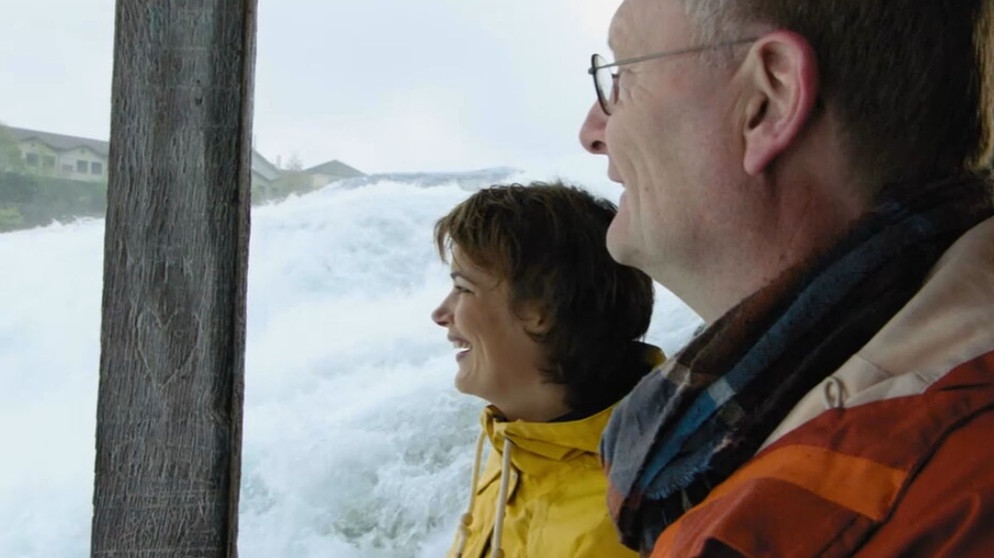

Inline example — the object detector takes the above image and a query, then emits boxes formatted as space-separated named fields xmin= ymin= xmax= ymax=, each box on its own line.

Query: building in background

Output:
xmin=302 ymin=159 xmax=365 ymax=188
xmin=7 ymin=126 xmax=109 ymax=183
xmin=3 ymin=124 xmax=364 ymax=195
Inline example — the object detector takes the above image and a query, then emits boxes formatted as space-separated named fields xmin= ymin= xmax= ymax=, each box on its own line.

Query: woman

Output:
xmin=431 ymin=181 xmax=664 ymax=558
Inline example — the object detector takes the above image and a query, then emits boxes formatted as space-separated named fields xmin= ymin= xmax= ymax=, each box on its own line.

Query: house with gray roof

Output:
xmin=4 ymin=124 xmax=366 ymax=199
xmin=303 ymin=159 xmax=365 ymax=188
xmin=6 ymin=125 xmax=285 ymax=192
xmin=8 ymin=126 xmax=110 ymax=183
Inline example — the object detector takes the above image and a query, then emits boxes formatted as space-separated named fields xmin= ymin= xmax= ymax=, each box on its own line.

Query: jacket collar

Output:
xmin=482 ymin=403 xmax=613 ymax=461
xmin=763 ymin=215 xmax=994 ymax=447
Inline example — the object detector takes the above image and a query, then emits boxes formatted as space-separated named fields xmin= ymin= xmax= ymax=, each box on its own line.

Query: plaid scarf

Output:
xmin=600 ymin=175 xmax=994 ymax=553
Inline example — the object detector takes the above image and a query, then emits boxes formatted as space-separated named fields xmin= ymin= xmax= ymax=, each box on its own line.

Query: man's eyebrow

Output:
xmin=449 ymin=271 xmax=474 ymax=283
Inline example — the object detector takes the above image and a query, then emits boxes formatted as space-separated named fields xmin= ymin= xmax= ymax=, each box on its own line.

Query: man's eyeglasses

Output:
xmin=588 ymin=38 xmax=758 ymax=115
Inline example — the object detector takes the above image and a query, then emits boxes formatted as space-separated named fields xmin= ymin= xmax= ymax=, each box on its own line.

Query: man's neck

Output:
xmin=681 ymin=165 xmax=871 ymax=322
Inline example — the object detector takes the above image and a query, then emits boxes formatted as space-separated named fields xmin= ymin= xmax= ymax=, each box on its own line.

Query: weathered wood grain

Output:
xmin=92 ymin=1 xmax=256 ymax=556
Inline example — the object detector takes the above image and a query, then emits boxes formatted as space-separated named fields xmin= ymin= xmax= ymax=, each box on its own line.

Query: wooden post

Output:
xmin=92 ymin=1 xmax=256 ymax=556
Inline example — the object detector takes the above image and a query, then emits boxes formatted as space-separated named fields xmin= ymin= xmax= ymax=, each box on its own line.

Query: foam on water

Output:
xmin=0 ymin=169 xmax=701 ymax=557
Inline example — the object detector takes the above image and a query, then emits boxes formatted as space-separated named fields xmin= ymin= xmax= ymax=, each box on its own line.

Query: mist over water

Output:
xmin=0 ymin=169 xmax=701 ymax=557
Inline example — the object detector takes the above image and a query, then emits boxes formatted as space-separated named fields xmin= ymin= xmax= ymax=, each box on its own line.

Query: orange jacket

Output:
xmin=651 ymin=217 xmax=994 ymax=557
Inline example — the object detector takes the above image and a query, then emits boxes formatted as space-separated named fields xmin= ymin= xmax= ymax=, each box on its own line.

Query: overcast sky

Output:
xmin=0 ymin=0 xmax=621 ymax=183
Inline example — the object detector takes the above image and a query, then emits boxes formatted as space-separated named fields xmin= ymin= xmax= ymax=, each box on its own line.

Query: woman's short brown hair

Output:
xmin=435 ymin=181 xmax=654 ymax=415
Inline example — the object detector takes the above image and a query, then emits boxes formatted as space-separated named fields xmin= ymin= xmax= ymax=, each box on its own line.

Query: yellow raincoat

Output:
xmin=446 ymin=404 xmax=639 ymax=558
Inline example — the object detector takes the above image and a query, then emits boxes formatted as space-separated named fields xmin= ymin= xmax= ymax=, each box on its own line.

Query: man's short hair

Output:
xmin=435 ymin=181 xmax=655 ymax=415
xmin=684 ymin=0 xmax=994 ymax=188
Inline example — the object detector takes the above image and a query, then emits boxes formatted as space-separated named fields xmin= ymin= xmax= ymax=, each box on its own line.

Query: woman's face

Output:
xmin=431 ymin=246 xmax=559 ymax=420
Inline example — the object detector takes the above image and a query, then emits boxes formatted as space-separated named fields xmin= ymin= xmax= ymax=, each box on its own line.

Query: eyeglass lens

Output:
xmin=592 ymin=54 xmax=616 ymax=114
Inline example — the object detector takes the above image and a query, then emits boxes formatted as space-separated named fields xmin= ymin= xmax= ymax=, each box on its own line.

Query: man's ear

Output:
xmin=740 ymin=30 xmax=819 ymax=176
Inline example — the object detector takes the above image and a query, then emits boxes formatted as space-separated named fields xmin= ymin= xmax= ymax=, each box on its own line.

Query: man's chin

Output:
xmin=606 ymin=227 xmax=637 ymax=267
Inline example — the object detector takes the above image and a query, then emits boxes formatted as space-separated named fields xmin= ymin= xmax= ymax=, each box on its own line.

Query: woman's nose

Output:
xmin=431 ymin=300 xmax=451 ymax=326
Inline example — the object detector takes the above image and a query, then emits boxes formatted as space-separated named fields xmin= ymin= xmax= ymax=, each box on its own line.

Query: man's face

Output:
xmin=580 ymin=0 xmax=746 ymax=286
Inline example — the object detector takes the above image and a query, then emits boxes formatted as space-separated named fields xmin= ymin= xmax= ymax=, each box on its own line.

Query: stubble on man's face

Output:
xmin=602 ymin=0 xmax=756 ymax=305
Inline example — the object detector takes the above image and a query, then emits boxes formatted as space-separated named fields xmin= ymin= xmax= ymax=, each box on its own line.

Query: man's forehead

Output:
xmin=607 ymin=0 xmax=687 ymax=55
xmin=606 ymin=0 xmax=632 ymax=53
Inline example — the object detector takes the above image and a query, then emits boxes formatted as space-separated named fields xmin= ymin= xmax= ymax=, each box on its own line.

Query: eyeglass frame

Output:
xmin=587 ymin=37 xmax=759 ymax=115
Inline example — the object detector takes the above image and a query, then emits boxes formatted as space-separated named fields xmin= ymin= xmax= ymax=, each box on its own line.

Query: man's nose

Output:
xmin=579 ymin=101 xmax=609 ymax=155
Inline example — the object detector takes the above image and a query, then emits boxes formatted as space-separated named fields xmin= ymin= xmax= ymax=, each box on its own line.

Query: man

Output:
xmin=579 ymin=0 xmax=994 ymax=556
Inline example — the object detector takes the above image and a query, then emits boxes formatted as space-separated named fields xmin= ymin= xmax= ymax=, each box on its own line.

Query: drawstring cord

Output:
xmin=454 ymin=430 xmax=487 ymax=558
xmin=491 ymin=437 xmax=514 ymax=558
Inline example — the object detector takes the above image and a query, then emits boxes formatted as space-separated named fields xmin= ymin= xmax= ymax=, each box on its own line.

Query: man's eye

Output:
xmin=611 ymin=73 xmax=620 ymax=102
